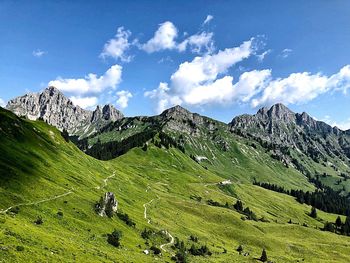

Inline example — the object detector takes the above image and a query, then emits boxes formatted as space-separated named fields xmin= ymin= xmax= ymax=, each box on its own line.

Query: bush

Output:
xmin=8 ymin=206 xmax=20 ymax=214
xmin=34 ymin=216 xmax=43 ymax=225
xmin=310 ymin=207 xmax=317 ymax=218
xmin=188 ymin=244 xmax=212 ymax=256
xmin=117 ymin=212 xmax=136 ymax=227
xmin=107 ymin=230 xmax=122 ymax=248
xmin=189 ymin=235 xmax=198 ymax=242
xmin=16 ymin=246 xmax=24 ymax=251
xmin=260 ymin=248 xmax=268 ymax=262
xmin=57 ymin=211 xmax=64 ymax=217
xmin=150 ymin=246 xmax=161 ymax=255
xmin=141 ymin=228 xmax=154 ymax=239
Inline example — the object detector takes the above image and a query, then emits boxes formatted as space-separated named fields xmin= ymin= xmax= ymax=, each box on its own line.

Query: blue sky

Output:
xmin=1 ymin=1 xmax=350 ymax=128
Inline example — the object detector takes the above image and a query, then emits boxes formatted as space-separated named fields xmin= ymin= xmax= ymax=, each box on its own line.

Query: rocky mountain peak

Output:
xmin=102 ymin=104 xmax=123 ymax=121
xmin=266 ymin=103 xmax=296 ymax=122
xmin=6 ymin=87 xmax=123 ymax=137
xmin=161 ymin=105 xmax=192 ymax=118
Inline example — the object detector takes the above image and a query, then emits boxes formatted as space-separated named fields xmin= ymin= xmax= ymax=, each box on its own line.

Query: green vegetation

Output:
xmin=1 ymin=107 xmax=350 ymax=262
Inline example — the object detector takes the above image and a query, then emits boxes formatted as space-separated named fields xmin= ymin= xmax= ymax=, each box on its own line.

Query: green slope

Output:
xmin=1 ymin=107 xmax=350 ymax=262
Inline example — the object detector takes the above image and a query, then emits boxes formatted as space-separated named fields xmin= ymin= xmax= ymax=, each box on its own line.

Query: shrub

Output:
xmin=310 ymin=207 xmax=317 ymax=218
xmin=117 ymin=212 xmax=136 ymax=227
xmin=57 ymin=211 xmax=63 ymax=217
xmin=260 ymin=248 xmax=268 ymax=262
xmin=34 ymin=216 xmax=43 ymax=225
xmin=150 ymin=246 xmax=161 ymax=255
xmin=189 ymin=235 xmax=198 ymax=242
xmin=16 ymin=246 xmax=24 ymax=251
xmin=107 ymin=230 xmax=122 ymax=248
xmin=9 ymin=206 xmax=20 ymax=214
xmin=141 ymin=228 xmax=155 ymax=239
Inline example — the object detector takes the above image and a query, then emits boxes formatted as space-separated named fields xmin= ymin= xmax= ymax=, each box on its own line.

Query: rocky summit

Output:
xmin=6 ymin=86 xmax=123 ymax=137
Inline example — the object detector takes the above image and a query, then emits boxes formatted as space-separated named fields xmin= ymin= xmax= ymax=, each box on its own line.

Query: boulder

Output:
xmin=95 ymin=192 xmax=118 ymax=217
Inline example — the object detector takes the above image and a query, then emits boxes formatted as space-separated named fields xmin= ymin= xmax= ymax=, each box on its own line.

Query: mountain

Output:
xmin=6 ymin=86 xmax=123 ymax=137
xmin=2 ymin=104 xmax=350 ymax=262
xmin=229 ymin=104 xmax=350 ymax=185
xmin=6 ymin=88 xmax=350 ymax=193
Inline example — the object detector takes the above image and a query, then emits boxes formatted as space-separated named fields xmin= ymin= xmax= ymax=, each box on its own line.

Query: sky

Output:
xmin=1 ymin=1 xmax=350 ymax=129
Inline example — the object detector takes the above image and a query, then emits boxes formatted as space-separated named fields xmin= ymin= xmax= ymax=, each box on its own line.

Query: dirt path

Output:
xmin=95 ymin=171 xmax=116 ymax=190
xmin=143 ymin=198 xmax=156 ymax=224
xmin=143 ymin=186 xmax=175 ymax=256
xmin=0 ymin=170 xmax=116 ymax=214
xmin=160 ymin=230 xmax=175 ymax=254
xmin=0 ymin=191 xmax=73 ymax=214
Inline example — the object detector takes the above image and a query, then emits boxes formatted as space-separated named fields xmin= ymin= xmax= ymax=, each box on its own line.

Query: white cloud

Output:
xmin=178 ymin=31 xmax=214 ymax=54
xmin=69 ymin=96 xmax=98 ymax=109
xmin=32 ymin=49 xmax=47 ymax=57
xmin=145 ymin=39 xmax=256 ymax=112
xmin=0 ymin=98 xmax=6 ymax=107
xmin=140 ymin=20 xmax=215 ymax=54
xmin=141 ymin=21 xmax=178 ymax=53
xmin=203 ymin=15 xmax=214 ymax=25
xmin=280 ymin=48 xmax=292 ymax=58
xmin=251 ymin=65 xmax=350 ymax=108
xmin=115 ymin=90 xmax=132 ymax=109
xmin=144 ymin=33 xmax=350 ymax=112
xmin=100 ymin=27 xmax=132 ymax=62
xmin=48 ymin=64 xmax=122 ymax=95
xmin=256 ymin=49 xmax=272 ymax=62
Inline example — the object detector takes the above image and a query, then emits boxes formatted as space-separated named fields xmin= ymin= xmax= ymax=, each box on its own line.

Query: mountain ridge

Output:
xmin=6 ymin=86 xmax=124 ymax=137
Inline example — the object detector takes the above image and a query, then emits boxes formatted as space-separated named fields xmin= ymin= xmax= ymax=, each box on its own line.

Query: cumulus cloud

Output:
xmin=203 ymin=15 xmax=214 ymax=25
xmin=140 ymin=21 xmax=178 ymax=53
xmin=70 ymin=96 xmax=98 ymax=109
xmin=100 ymin=27 xmax=133 ymax=62
xmin=145 ymin=39 xmax=256 ymax=112
xmin=115 ymin=90 xmax=132 ymax=109
xmin=48 ymin=64 xmax=122 ymax=95
xmin=32 ymin=49 xmax=47 ymax=57
xmin=0 ymin=98 xmax=6 ymax=107
xmin=251 ymin=65 xmax=350 ymax=107
xmin=144 ymin=34 xmax=350 ymax=112
xmin=140 ymin=21 xmax=215 ymax=54
xmin=178 ymin=31 xmax=214 ymax=54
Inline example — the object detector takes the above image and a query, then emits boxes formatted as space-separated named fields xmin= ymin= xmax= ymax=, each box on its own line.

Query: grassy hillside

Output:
xmin=1 ymin=107 xmax=350 ymax=262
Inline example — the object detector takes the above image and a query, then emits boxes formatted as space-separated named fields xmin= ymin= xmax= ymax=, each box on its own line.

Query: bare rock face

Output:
xmin=6 ymin=86 xmax=123 ymax=137
xmin=229 ymin=103 xmax=350 ymax=164
xmin=95 ymin=192 xmax=118 ymax=218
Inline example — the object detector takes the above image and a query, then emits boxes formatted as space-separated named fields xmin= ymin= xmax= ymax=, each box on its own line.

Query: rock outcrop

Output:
xmin=229 ymin=103 xmax=350 ymax=165
xmin=6 ymin=86 xmax=123 ymax=137
xmin=95 ymin=192 xmax=118 ymax=217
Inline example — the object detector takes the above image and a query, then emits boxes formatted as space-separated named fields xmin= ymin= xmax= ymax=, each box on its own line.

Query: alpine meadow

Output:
xmin=1 ymin=1 xmax=350 ymax=263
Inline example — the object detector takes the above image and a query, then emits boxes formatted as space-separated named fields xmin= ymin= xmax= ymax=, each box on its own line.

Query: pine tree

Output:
xmin=335 ymin=216 xmax=342 ymax=228
xmin=260 ymin=248 xmax=268 ymax=262
xmin=310 ymin=207 xmax=317 ymax=218
xmin=234 ymin=200 xmax=243 ymax=211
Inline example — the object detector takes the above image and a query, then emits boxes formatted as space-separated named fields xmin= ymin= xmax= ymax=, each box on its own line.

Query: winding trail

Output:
xmin=0 ymin=170 xmax=116 ymax=214
xmin=0 ymin=191 xmax=73 ymax=214
xmin=143 ymin=198 xmax=156 ymax=224
xmin=95 ymin=171 xmax=116 ymax=190
xmin=143 ymin=186 xmax=175 ymax=256
xmin=160 ymin=230 xmax=175 ymax=254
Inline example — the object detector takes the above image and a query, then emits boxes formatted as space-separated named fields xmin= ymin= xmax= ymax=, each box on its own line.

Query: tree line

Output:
xmin=254 ymin=181 xmax=350 ymax=216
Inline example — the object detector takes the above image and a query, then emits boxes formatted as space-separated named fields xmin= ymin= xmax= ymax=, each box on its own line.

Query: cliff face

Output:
xmin=6 ymin=86 xmax=123 ymax=136
xmin=229 ymin=103 xmax=350 ymax=164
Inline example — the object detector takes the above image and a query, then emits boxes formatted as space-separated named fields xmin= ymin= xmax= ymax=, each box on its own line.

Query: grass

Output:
xmin=1 ymin=107 xmax=350 ymax=262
